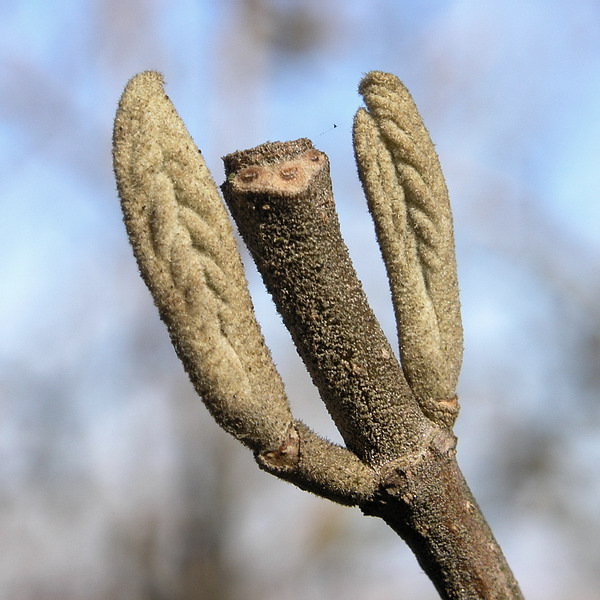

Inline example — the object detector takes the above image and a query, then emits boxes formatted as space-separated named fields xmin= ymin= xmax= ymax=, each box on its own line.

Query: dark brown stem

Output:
xmin=363 ymin=429 xmax=523 ymax=600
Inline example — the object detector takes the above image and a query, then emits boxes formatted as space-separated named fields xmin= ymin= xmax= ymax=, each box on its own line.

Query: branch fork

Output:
xmin=113 ymin=70 xmax=523 ymax=599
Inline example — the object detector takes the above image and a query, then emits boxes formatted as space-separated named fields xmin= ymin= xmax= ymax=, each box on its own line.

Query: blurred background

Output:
xmin=1 ymin=1 xmax=599 ymax=599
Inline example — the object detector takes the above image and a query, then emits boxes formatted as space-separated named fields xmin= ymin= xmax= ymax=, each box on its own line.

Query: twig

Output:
xmin=113 ymin=70 xmax=524 ymax=599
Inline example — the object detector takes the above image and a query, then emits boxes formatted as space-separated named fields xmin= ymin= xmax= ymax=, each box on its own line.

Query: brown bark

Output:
xmin=363 ymin=429 xmax=523 ymax=600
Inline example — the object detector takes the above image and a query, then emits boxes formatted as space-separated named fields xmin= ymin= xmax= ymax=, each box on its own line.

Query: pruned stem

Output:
xmin=222 ymin=139 xmax=429 ymax=466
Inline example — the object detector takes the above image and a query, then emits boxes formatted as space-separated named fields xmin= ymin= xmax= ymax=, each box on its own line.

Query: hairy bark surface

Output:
xmin=113 ymin=70 xmax=524 ymax=599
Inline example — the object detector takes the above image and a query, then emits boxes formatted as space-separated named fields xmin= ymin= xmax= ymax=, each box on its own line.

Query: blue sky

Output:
xmin=1 ymin=1 xmax=599 ymax=598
